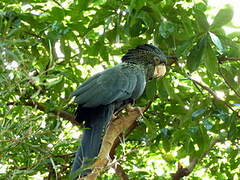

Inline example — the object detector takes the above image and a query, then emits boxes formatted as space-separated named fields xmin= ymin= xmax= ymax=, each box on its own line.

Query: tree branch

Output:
xmin=7 ymin=100 xmax=78 ymax=126
xmin=52 ymin=0 xmax=64 ymax=9
xmin=172 ymin=136 xmax=221 ymax=179
xmin=79 ymin=107 xmax=147 ymax=179
xmin=189 ymin=78 xmax=236 ymax=112
xmin=167 ymin=56 xmax=240 ymax=65
xmin=114 ymin=163 xmax=129 ymax=180
xmin=218 ymin=57 xmax=240 ymax=62
xmin=218 ymin=67 xmax=240 ymax=98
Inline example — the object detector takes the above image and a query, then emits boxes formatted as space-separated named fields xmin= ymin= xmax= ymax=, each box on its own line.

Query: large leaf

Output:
xmin=194 ymin=10 xmax=209 ymax=32
xmin=130 ymin=0 xmax=145 ymax=10
xmin=88 ymin=9 xmax=114 ymax=29
xmin=137 ymin=11 xmax=154 ymax=30
xmin=210 ymin=6 xmax=233 ymax=29
xmin=50 ymin=7 xmax=65 ymax=21
xmin=220 ymin=67 xmax=240 ymax=93
xmin=145 ymin=78 xmax=157 ymax=99
xmin=204 ymin=43 xmax=218 ymax=74
xmin=77 ymin=0 xmax=89 ymax=10
xmin=187 ymin=36 xmax=207 ymax=72
xmin=159 ymin=21 xmax=176 ymax=38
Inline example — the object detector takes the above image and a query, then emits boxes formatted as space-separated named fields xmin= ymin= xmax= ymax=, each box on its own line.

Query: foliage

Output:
xmin=0 ymin=0 xmax=239 ymax=179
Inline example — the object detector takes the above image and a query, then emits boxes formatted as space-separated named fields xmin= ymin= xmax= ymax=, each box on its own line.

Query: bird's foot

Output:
xmin=126 ymin=105 xmax=144 ymax=118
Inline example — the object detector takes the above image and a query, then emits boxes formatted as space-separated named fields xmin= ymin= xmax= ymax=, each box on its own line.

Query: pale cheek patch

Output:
xmin=153 ymin=64 xmax=166 ymax=77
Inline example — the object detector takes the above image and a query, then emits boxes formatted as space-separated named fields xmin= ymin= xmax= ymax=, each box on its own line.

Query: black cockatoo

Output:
xmin=70 ymin=44 xmax=167 ymax=178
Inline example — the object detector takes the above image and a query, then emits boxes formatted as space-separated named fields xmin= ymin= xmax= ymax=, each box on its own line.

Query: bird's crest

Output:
xmin=122 ymin=44 xmax=165 ymax=63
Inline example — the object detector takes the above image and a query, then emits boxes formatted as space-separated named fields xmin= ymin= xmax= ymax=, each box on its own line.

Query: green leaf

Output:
xmin=88 ymin=9 xmax=114 ymax=29
xmin=203 ymin=119 xmax=213 ymax=130
xmin=227 ymin=113 xmax=238 ymax=140
xmin=159 ymin=21 xmax=175 ymax=38
xmin=61 ymin=68 xmax=79 ymax=82
xmin=99 ymin=45 xmax=109 ymax=61
xmin=204 ymin=43 xmax=218 ymax=74
xmin=60 ymin=37 xmax=71 ymax=60
xmin=162 ymin=140 xmax=171 ymax=152
xmin=194 ymin=11 xmax=209 ymax=32
xmin=192 ymin=109 xmax=206 ymax=118
xmin=193 ymin=2 xmax=207 ymax=12
xmin=187 ymin=36 xmax=207 ymax=72
xmin=129 ymin=37 xmax=147 ymax=47
xmin=197 ymin=125 xmax=209 ymax=154
xmin=137 ymin=11 xmax=154 ymax=30
xmin=144 ymin=118 xmax=158 ymax=140
xmin=210 ymin=6 xmax=233 ymax=29
xmin=162 ymin=79 xmax=183 ymax=105
xmin=176 ymin=39 xmax=193 ymax=57
xmin=51 ymin=7 xmax=65 ymax=21
xmin=220 ymin=68 xmax=240 ymax=92
xmin=69 ymin=23 xmax=88 ymax=37
xmin=45 ymin=76 xmax=63 ymax=88
xmin=130 ymin=0 xmax=145 ymax=10
xmin=77 ymin=0 xmax=89 ymax=10
xmin=88 ymin=40 xmax=102 ymax=56
xmin=145 ymin=79 xmax=157 ymax=99
xmin=105 ymin=28 xmax=118 ymax=43
xmin=128 ymin=19 xmax=147 ymax=37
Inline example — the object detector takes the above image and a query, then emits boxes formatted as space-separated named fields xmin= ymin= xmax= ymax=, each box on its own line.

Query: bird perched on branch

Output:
xmin=70 ymin=44 xmax=167 ymax=178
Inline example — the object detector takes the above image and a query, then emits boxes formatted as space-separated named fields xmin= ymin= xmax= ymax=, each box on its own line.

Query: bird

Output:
xmin=70 ymin=44 xmax=167 ymax=178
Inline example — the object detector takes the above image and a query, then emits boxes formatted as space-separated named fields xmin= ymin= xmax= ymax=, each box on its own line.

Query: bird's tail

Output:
xmin=70 ymin=104 xmax=114 ymax=178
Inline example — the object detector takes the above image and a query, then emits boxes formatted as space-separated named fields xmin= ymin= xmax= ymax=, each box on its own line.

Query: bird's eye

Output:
xmin=153 ymin=56 xmax=160 ymax=64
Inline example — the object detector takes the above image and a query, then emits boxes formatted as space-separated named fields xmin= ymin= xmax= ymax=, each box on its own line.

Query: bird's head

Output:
xmin=122 ymin=44 xmax=167 ymax=79
xmin=122 ymin=44 xmax=167 ymax=65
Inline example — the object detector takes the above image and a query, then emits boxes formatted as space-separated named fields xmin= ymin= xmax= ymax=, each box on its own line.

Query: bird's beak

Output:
xmin=153 ymin=63 xmax=166 ymax=77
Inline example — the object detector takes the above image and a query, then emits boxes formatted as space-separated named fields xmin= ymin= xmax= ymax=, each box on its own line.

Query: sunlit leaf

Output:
xmin=209 ymin=32 xmax=224 ymax=54
xmin=210 ymin=6 xmax=233 ymax=29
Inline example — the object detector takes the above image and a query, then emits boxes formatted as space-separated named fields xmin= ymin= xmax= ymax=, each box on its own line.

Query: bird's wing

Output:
xmin=72 ymin=64 xmax=141 ymax=107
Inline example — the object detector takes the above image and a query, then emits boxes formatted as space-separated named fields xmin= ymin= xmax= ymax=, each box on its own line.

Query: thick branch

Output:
xmin=109 ymin=120 xmax=139 ymax=158
xmin=80 ymin=107 xmax=147 ymax=180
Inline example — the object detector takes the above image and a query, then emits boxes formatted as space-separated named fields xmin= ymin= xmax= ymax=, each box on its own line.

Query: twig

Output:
xmin=188 ymin=78 xmax=235 ymax=112
xmin=52 ymin=0 xmax=64 ymax=9
xmin=53 ymin=152 xmax=75 ymax=159
xmin=218 ymin=57 xmax=240 ymax=62
xmin=7 ymin=100 xmax=78 ymax=126
xmin=172 ymin=136 xmax=220 ymax=179
xmin=167 ymin=56 xmax=240 ymax=65
xmin=218 ymin=67 xmax=240 ymax=98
